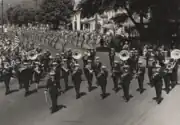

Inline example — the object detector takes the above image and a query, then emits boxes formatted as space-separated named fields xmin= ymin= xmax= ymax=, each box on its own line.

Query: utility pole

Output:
xmin=1 ymin=0 xmax=3 ymax=33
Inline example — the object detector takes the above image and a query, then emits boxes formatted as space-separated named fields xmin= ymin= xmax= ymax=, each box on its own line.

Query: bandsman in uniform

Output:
xmin=121 ymin=65 xmax=132 ymax=101
xmin=147 ymin=57 xmax=156 ymax=87
xmin=111 ymin=60 xmax=121 ymax=92
xmin=1 ymin=63 xmax=12 ymax=95
xmin=84 ymin=60 xmax=94 ymax=92
xmin=136 ymin=60 xmax=145 ymax=93
xmin=97 ymin=66 xmax=108 ymax=98
xmin=60 ymin=59 xmax=69 ymax=91
xmin=163 ymin=60 xmax=171 ymax=93
xmin=53 ymin=62 xmax=62 ymax=92
xmin=152 ymin=64 xmax=163 ymax=104
xmin=72 ymin=63 xmax=83 ymax=99
xmin=93 ymin=57 xmax=102 ymax=79
xmin=82 ymin=51 xmax=90 ymax=68
xmin=109 ymin=48 xmax=115 ymax=69
xmin=34 ymin=61 xmax=42 ymax=91
xmin=45 ymin=71 xmax=59 ymax=113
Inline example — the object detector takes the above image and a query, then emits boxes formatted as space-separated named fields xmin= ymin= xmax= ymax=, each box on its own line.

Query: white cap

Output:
xmin=95 ymin=57 xmax=100 ymax=60
xmin=75 ymin=63 xmax=80 ymax=67
xmin=102 ymin=65 xmax=106 ymax=69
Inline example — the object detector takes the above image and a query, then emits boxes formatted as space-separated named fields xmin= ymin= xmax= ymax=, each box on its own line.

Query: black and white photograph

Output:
xmin=0 ymin=0 xmax=180 ymax=125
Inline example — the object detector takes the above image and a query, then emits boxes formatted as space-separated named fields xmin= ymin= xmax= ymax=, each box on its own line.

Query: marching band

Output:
xmin=0 ymin=26 xmax=180 ymax=113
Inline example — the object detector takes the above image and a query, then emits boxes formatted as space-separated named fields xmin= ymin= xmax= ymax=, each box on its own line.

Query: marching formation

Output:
xmin=0 ymin=27 xmax=179 ymax=113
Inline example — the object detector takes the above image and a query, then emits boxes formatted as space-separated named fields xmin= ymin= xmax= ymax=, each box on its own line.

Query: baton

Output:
xmin=44 ymin=90 xmax=51 ymax=108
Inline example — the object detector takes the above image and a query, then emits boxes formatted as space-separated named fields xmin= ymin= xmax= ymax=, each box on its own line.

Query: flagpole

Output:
xmin=1 ymin=0 xmax=3 ymax=33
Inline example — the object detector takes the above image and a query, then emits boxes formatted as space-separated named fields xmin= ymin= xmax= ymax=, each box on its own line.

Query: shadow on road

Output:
xmin=8 ymin=89 xmax=19 ymax=95
xmin=101 ymin=93 xmax=110 ymax=100
xmin=80 ymin=92 xmax=87 ymax=98
xmin=96 ymin=47 xmax=110 ymax=52
xmin=64 ymin=86 xmax=74 ymax=93
xmin=52 ymin=105 xmax=67 ymax=114
xmin=26 ymin=89 xmax=38 ymax=97
xmin=89 ymin=86 xmax=97 ymax=92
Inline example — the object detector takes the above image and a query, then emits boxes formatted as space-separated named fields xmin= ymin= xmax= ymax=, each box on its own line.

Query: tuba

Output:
xmin=72 ymin=50 xmax=83 ymax=60
xmin=171 ymin=49 xmax=180 ymax=60
xmin=118 ymin=50 xmax=130 ymax=61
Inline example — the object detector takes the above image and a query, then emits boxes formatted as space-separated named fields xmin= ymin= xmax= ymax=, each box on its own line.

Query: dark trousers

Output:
xmin=122 ymin=83 xmax=130 ymax=100
xmin=100 ymin=80 xmax=107 ymax=95
xmin=4 ymin=78 xmax=10 ymax=94
xmin=55 ymin=80 xmax=61 ymax=89
xmin=64 ymin=77 xmax=69 ymax=89
xmin=138 ymin=76 xmax=144 ymax=90
xmin=154 ymin=83 xmax=162 ymax=99
xmin=50 ymin=94 xmax=58 ymax=112
xmin=112 ymin=77 xmax=118 ymax=90
xmin=24 ymin=80 xmax=30 ymax=93
xmin=163 ymin=75 xmax=170 ymax=91
xmin=74 ymin=81 xmax=81 ymax=96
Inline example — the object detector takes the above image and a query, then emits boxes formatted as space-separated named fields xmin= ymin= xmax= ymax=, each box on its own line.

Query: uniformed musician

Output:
xmin=53 ymin=62 xmax=62 ymax=92
xmin=121 ymin=65 xmax=132 ymax=101
xmin=147 ymin=58 xmax=156 ymax=87
xmin=72 ymin=63 xmax=83 ymax=99
xmin=93 ymin=57 xmax=102 ymax=78
xmin=97 ymin=66 xmax=108 ymax=98
xmin=109 ymin=48 xmax=115 ymax=68
xmin=82 ymin=51 xmax=90 ymax=68
xmin=111 ymin=60 xmax=121 ymax=92
xmin=84 ymin=60 xmax=93 ymax=92
xmin=60 ymin=60 xmax=69 ymax=91
xmin=136 ymin=60 xmax=145 ymax=93
xmin=152 ymin=64 xmax=163 ymax=104
xmin=34 ymin=62 xmax=41 ymax=90
xmin=45 ymin=71 xmax=59 ymax=113
xmin=163 ymin=61 xmax=171 ymax=93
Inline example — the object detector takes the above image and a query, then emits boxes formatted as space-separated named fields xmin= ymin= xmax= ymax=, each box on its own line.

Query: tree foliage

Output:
xmin=6 ymin=0 xmax=74 ymax=28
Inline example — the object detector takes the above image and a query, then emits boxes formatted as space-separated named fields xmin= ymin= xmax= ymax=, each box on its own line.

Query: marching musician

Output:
xmin=84 ymin=60 xmax=94 ymax=92
xmin=152 ymin=64 xmax=163 ymax=104
xmin=109 ymin=48 xmax=115 ymax=69
xmin=121 ymin=65 xmax=132 ymax=101
xmin=82 ymin=51 xmax=90 ymax=68
xmin=147 ymin=58 xmax=156 ymax=87
xmin=1 ymin=63 xmax=12 ymax=95
xmin=97 ymin=66 xmax=108 ymax=98
xmin=72 ymin=63 xmax=83 ymax=99
xmin=45 ymin=71 xmax=59 ymax=113
xmin=93 ymin=57 xmax=102 ymax=78
xmin=53 ymin=62 xmax=62 ymax=92
xmin=111 ymin=60 xmax=121 ymax=92
xmin=60 ymin=59 xmax=69 ymax=91
xmin=89 ymin=49 xmax=96 ymax=62
xmin=136 ymin=60 xmax=145 ymax=93
xmin=66 ymin=49 xmax=73 ymax=70
xmin=169 ymin=59 xmax=177 ymax=88
xmin=163 ymin=61 xmax=171 ymax=93
xmin=34 ymin=62 xmax=42 ymax=91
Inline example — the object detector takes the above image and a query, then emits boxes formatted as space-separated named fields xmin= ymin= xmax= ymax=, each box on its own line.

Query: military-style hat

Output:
xmin=155 ymin=64 xmax=161 ymax=68
xmin=95 ymin=57 xmax=100 ymax=60
xmin=52 ymin=62 xmax=58 ymax=65
xmin=56 ymin=53 xmax=60 ymax=56
xmin=102 ymin=65 xmax=106 ymax=69
xmin=114 ymin=60 xmax=119 ymax=63
xmin=49 ymin=71 xmax=55 ymax=76
xmin=75 ymin=63 xmax=80 ymax=67
xmin=123 ymin=65 xmax=130 ymax=68
xmin=88 ymin=60 xmax=92 ymax=63
xmin=138 ymin=60 xmax=143 ymax=64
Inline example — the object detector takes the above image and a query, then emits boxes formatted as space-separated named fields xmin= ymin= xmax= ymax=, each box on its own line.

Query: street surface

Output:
xmin=0 ymin=44 xmax=180 ymax=125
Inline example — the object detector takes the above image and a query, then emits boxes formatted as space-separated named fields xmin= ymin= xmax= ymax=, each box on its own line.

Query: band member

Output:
xmin=1 ymin=65 xmax=12 ymax=95
xmin=136 ymin=60 xmax=145 ymax=93
xmin=72 ymin=64 xmax=83 ymax=99
xmin=84 ymin=60 xmax=93 ymax=92
xmin=97 ymin=66 xmax=108 ymax=98
xmin=169 ymin=59 xmax=177 ymax=88
xmin=121 ymin=65 xmax=132 ymax=101
xmin=82 ymin=52 xmax=90 ymax=68
xmin=34 ymin=62 xmax=41 ymax=90
xmin=53 ymin=62 xmax=62 ymax=92
xmin=89 ymin=49 xmax=96 ymax=62
xmin=93 ymin=57 xmax=102 ymax=78
xmin=109 ymin=48 xmax=115 ymax=68
xmin=45 ymin=71 xmax=59 ymax=113
xmin=111 ymin=60 xmax=121 ymax=92
xmin=152 ymin=64 xmax=163 ymax=104
xmin=20 ymin=62 xmax=32 ymax=96
xmin=147 ymin=58 xmax=156 ymax=87
xmin=163 ymin=61 xmax=171 ymax=93
xmin=60 ymin=60 xmax=69 ymax=91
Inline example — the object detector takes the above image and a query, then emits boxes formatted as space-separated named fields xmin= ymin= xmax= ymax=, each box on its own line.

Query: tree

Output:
xmin=39 ymin=0 xmax=73 ymax=29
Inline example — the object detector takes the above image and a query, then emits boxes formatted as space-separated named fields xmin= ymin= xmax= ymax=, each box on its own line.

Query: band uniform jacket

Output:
xmin=93 ymin=62 xmax=102 ymax=76
xmin=111 ymin=64 xmax=121 ymax=78
xmin=72 ymin=68 xmax=83 ymax=84
xmin=46 ymin=78 xmax=58 ymax=97
xmin=121 ymin=72 xmax=131 ymax=85
xmin=82 ymin=56 xmax=89 ymax=67
xmin=97 ymin=70 xmax=108 ymax=86
xmin=54 ymin=65 xmax=61 ymax=81
xmin=84 ymin=64 xmax=93 ymax=81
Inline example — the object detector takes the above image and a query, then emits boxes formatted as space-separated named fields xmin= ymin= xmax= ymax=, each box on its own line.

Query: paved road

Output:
xmin=0 ymin=44 xmax=180 ymax=125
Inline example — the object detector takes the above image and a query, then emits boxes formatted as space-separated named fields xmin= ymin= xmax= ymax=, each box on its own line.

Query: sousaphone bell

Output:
xmin=72 ymin=50 xmax=83 ymax=60
xmin=118 ymin=50 xmax=130 ymax=61
xmin=171 ymin=49 xmax=180 ymax=59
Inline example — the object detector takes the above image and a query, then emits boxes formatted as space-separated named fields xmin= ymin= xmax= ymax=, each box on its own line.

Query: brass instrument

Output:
xmin=72 ymin=50 xmax=83 ymax=60
xmin=171 ymin=49 xmax=180 ymax=59
xmin=118 ymin=50 xmax=130 ymax=61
